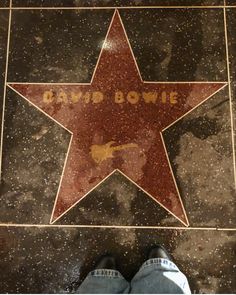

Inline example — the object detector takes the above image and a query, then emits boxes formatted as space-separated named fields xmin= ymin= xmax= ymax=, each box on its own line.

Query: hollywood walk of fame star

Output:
xmin=9 ymin=10 xmax=226 ymax=226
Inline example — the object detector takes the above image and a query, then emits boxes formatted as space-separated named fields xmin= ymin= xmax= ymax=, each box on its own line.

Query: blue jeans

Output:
xmin=78 ymin=258 xmax=191 ymax=294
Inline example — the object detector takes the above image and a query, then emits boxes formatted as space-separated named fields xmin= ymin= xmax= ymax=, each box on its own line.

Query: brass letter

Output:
xmin=142 ymin=92 xmax=157 ymax=103
xmin=115 ymin=91 xmax=124 ymax=103
xmin=43 ymin=90 xmax=54 ymax=104
xmin=57 ymin=90 xmax=68 ymax=104
xmin=170 ymin=91 xmax=178 ymax=104
xmin=127 ymin=91 xmax=139 ymax=104
xmin=71 ymin=92 xmax=82 ymax=103
xmin=82 ymin=92 xmax=91 ymax=103
xmin=92 ymin=91 xmax=104 ymax=104
xmin=161 ymin=91 xmax=167 ymax=104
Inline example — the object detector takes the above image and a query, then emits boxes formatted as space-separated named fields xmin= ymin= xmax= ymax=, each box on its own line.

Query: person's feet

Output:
xmin=94 ymin=246 xmax=171 ymax=271
xmin=95 ymin=254 xmax=117 ymax=270
xmin=148 ymin=245 xmax=172 ymax=261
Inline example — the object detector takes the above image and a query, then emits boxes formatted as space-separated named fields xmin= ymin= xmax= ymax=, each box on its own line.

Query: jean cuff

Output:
xmin=90 ymin=269 xmax=122 ymax=278
xmin=141 ymin=258 xmax=179 ymax=271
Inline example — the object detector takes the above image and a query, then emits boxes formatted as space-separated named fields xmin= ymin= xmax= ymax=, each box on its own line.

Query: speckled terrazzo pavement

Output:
xmin=0 ymin=1 xmax=236 ymax=293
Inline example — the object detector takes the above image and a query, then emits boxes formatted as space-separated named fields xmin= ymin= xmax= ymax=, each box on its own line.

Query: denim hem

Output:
xmin=90 ymin=269 xmax=122 ymax=278
xmin=141 ymin=258 xmax=179 ymax=271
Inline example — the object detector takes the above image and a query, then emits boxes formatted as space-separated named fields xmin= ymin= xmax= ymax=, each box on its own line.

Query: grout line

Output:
xmin=8 ymin=81 xmax=228 ymax=85
xmin=0 ymin=223 xmax=235 ymax=231
xmin=4 ymin=6 xmax=235 ymax=10
xmin=223 ymin=3 xmax=236 ymax=190
xmin=1 ymin=5 xmax=236 ymax=10
xmin=8 ymin=82 xmax=91 ymax=85
xmin=0 ymin=0 xmax=12 ymax=181
xmin=143 ymin=81 xmax=228 ymax=84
